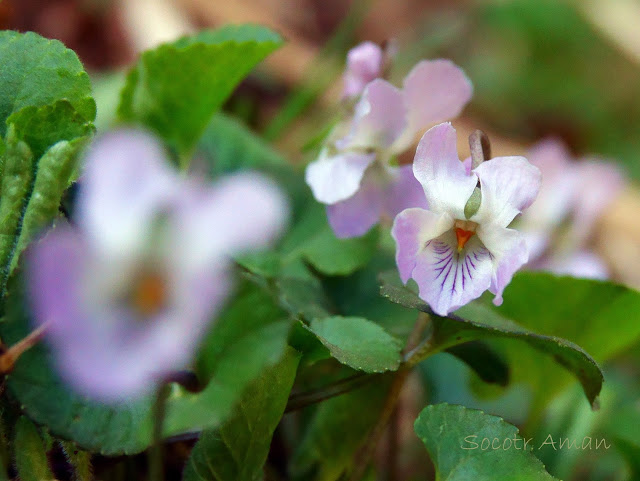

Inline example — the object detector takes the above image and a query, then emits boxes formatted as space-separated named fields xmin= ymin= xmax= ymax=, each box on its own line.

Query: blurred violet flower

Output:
xmin=517 ymin=138 xmax=624 ymax=279
xmin=27 ymin=130 xmax=287 ymax=402
xmin=306 ymin=58 xmax=473 ymax=238
xmin=342 ymin=41 xmax=384 ymax=99
xmin=392 ymin=123 xmax=541 ymax=315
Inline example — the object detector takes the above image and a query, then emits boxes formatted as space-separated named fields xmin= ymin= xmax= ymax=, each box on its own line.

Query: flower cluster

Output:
xmin=305 ymin=42 xmax=473 ymax=238
xmin=28 ymin=130 xmax=287 ymax=401
xmin=516 ymin=139 xmax=624 ymax=279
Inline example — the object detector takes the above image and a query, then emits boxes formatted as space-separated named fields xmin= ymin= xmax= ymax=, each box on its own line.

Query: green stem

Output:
xmin=149 ymin=383 xmax=170 ymax=481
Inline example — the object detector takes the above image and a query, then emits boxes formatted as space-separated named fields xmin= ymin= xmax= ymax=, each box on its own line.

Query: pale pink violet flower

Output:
xmin=28 ymin=129 xmax=288 ymax=402
xmin=306 ymin=58 xmax=473 ymax=238
xmin=392 ymin=123 xmax=541 ymax=316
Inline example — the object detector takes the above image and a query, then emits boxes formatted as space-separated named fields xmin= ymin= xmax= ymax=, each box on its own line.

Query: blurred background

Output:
xmin=3 ymin=2 xmax=640 ymax=480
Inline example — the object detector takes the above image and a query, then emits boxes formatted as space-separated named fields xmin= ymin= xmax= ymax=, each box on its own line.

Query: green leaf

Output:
xmin=198 ymin=113 xmax=377 ymax=277
xmin=471 ymin=272 xmax=640 ymax=415
xmin=0 ymin=31 xmax=95 ymax=138
xmin=0 ymin=277 xmax=292 ymax=455
xmin=0 ymin=32 xmax=95 ymax=295
xmin=195 ymin=280 xmax=287 ymax=380
xmin=10 ymin=138 xmax=87 ymax=273
xmin=380 ymin=272 xmax=603 ymax=407
xmin=13 ymin=416 xmax=54 ymax=481
xmin=183 ymin=348 xmax=300 ymax=481
xmin=8 ymin=100 xmax=94 ymax=161
xmin=165 ymin=320 xmax=292 ymax=436
xmin=301 ymin=225 xmax=380 ymax=277
xmin=199 ymin=114 xmax=287 ymax=174
xmin=275 ymin=275 xmax=333 ymax=322
xmin=0 ymin=131 xmax=33 ymax=291
xmin=291 ymin=378 xmax=391 ymax=481
xmin=307 ymin=316 xmax=402 ymax=373
xmin=117 ymin=25 xmax=282 ymax=159
xmin=415 ymin=404 xmax=557 ymax=480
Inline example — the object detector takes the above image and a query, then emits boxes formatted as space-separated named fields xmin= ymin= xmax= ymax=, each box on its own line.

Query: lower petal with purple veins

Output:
xmin=412 ymin=231 xmax=493 ymax=316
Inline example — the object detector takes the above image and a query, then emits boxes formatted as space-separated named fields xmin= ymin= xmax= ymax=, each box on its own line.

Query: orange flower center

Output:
xmin=455 ymin=227 xmax=475 ymax=252
xmin=453 ymin=219 xmax=479 ymax=252
xmin=131 ymin=272 xmax=167 ymax=317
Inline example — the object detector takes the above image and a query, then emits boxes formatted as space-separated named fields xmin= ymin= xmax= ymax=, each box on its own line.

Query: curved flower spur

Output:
xmin=305 ymin=43 xmax=473 ymax=238
xmin=392 ymin=123 xmax=542 ymax=316
xmin=27 ymin=129 xmax=288 ymax=402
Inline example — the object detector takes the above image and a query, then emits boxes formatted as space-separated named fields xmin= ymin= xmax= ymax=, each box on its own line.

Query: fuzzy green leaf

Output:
xmin=281 ymin=201 xmax=380 ymax=276
xmin=8 ymin=100 xmax=94 ymax=161
xmin=0 ymin=131 xmax=33 ymax=290
xmin=10 ymin=138 xmax=87 ymax=273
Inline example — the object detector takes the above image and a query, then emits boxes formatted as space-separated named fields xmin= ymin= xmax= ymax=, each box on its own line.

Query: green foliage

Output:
xmin=446 ymin=341 xmax=509 ymax=387
xmin=291 ymin=379 xmax=390 ymax=481
xmin=0 ymin=31 xmax=95 ymax=138
xmin=10 ymin=138 xmax=86 ymax=272
xmin=480 ymin=272 xmax=640 ymax=416
xmin=415 ymin=404 xmax=557 ymax=480
xmin=281 ymin=202 xmax=380 ymax=276
xmin=306 ymin=316 xmax=402 ymax=373
xmin=380 ymin=272 xmax=603 ymax=407
xmin=198 ymin=114 xmax=310 ymax=219
xmin=183 ymin=348 xmax=300 ymax=481
xmin=0 ymin=31 xmax=95 ymax=294
xmin=198 ymin=113 xmax=380 ymax=278
xmin=13 ymin=416 xmax=54 ymax=481
xmin=0 ymin=131 xmax=33 ymax=289
xmin=8 ymin=100 xmax=94 ymax=161
xmin=118 ymin=25 xmax=282 ymax=160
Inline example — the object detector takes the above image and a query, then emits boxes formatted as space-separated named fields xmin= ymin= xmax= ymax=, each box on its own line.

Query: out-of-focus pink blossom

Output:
xmin=517 ymin=138 xmax=624 ymax=279
xmin=28 ymin=129 xmax=288 ymax=402
xmin=342 ymin=41 xmax=384 ymax=99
